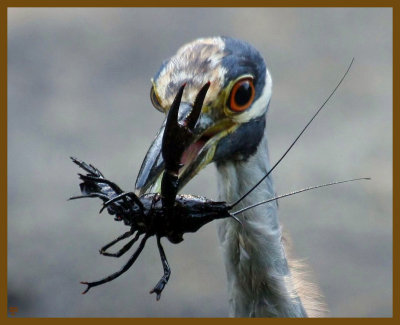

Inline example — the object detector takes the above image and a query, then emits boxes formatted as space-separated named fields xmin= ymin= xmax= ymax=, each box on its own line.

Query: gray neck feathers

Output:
xmin=216 ymin=133 xmax=307 ymax=317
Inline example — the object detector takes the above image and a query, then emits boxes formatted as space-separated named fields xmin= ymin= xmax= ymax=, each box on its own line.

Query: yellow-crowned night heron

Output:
xmin=135 ymin=36 xmax=324 ymax=317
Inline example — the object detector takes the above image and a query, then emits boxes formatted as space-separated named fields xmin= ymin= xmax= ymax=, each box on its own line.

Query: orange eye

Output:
xmin=227 ymin=78 xmax=255 ymax=112
xmin=150 ymin=86 xmax=164 ymax=112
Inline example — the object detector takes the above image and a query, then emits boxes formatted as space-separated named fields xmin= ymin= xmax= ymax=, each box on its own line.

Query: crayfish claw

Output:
xmin=185 ymin=81 xmax=210 ymax=130
xmin=161 ymin=81 xmax=211 ymax=174
xmin=160 ymin=82 xmax=211 ymax=209
xmin=161 ymin=83 xmax=187 ymax=173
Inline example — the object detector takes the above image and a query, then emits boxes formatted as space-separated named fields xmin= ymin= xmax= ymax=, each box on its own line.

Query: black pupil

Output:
xmin=234 ymin=81 xmax=252 ymax=106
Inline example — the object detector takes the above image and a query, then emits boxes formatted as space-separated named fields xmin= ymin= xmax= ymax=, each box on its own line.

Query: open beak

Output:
xmin=135 ymin=91 xmax=237 ymax=195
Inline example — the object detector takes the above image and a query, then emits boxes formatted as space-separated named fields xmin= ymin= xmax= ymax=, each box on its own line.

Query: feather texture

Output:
xmin=217 ymin=134 xmax=325 ymax=317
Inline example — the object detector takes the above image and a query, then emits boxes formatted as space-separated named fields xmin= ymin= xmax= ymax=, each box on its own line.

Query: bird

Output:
xmin=135 ymin=36 xmax=325 ymax=317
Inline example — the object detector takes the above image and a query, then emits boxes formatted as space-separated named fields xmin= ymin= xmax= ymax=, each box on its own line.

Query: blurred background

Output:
xmin=8 ymin=8 xmax=392 ymax=317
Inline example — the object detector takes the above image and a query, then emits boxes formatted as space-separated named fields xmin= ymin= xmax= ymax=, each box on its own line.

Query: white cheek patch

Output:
xmin=232 ymin=70 xmax=272 ymax=124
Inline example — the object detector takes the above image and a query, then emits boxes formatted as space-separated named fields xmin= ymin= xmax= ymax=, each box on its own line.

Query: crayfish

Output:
xmin=70 ymin=65 xmax=368 ymax=300
xmin=70 ymin=82 xmax=241 ymax=300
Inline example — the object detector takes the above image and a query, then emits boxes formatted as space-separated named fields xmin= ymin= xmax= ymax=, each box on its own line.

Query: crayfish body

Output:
xmin=74 ymin=156 xmax=231 ymax=244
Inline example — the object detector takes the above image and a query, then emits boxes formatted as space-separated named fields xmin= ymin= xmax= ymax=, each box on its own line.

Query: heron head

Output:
xmin=135 ymin=36 xmax=272 ymax=194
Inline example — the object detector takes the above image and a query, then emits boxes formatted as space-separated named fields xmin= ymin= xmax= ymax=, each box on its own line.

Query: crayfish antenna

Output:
xmin=230 ymin=214 xmax=243 ymax=226
xmin=232 ymin=177 xmax=370 ymax=216
xmin=68 ymin=193 xmax=110 ymax=201
xmin=68 ymin=195 xmax=95 ymax=201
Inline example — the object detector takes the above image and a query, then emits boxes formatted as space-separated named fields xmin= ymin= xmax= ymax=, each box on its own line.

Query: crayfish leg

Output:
xmin=149 ymin=236 xmax=171 ymax=301
xmin=100 ymin=231 xmax=142 ymax=258
xmin=80 ymin=234 xmax=149 ymax=294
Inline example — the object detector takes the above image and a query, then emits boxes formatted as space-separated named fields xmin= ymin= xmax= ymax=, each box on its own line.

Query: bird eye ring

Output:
xmin=227 ymin=78 xmax=255 ymax=112
xmin=150 ymin=86 xmax=164 ymax=112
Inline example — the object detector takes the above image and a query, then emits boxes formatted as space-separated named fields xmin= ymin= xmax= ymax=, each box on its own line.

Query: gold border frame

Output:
xmin=1 ymin=2 xmax=396 ymax=321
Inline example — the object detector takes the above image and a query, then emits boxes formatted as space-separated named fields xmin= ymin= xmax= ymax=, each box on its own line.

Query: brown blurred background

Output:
xmin=8 ymin=8 xmax=392 ymax=317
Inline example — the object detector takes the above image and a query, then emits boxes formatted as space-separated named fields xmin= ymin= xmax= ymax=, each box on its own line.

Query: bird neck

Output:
xmin=216 ymin=133 xmax=307 ymax=317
